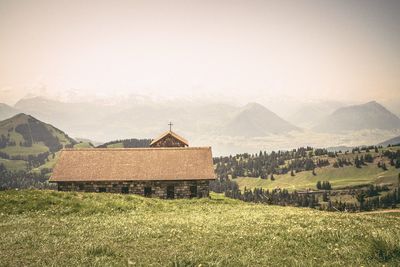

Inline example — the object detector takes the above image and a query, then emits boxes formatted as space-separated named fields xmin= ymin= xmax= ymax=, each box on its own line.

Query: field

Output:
xmin=0 ymin=158 xmax=27 ymax=171
xmin=0 ymin=142 xmax=49 ymax=156
xmin=73 ymin=142 xmax=94 ymax=148
xmin=236 ymin=164 xmax=400 ymax=191
xmin=1 ymin=190 xmax=400 ymax=266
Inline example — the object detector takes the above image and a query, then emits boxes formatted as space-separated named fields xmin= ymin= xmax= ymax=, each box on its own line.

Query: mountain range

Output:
xmin=1 ymin=97 xmax=400 ymax=147
xmin=313 ymin=101 xmax=400 ymax=133
xmin=3 ymin=97 xmax=302 ymax=140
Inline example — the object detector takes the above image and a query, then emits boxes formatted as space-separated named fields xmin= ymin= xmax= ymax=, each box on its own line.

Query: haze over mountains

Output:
xmin=222 ymin=103 xmax=298 ymax=137
xmin=287 ymin=101 xmax=344 ymax=128
xmin=0 ymin=104 xmax=18 ymax=121
xmin=313 ymin=101 xmax=400 ymax=133
xmin=1 ymin=96 xmax=400 ymax=155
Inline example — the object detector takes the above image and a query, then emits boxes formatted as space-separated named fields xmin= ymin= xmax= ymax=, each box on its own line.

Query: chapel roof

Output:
xmin=50 ymin=147 xmax=215 ymax=182
xmin=150 ymin=130 xmax=189 ymax=147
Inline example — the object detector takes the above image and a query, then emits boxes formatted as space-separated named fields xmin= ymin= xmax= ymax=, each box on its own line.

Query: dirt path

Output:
xmin=362 ymin=209 xmax=400 ymax=214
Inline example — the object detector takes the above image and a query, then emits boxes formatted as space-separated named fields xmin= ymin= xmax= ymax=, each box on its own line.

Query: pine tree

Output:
xmin=316 ymin=181 xmax=322 ymax=190
xmin=270 ymin=173 xmax=275 ymax=181
xmin=356 ymin=191 xmax=366 ymax=211
xmin=382 ymin=163 xmax=388 ymax=171
xmin=355 ymin=156 xmax=361 ymax=168
xmin=326 ymin=181 xmax=332 ymax=190
xmin=322 ymin=191 xmax=329 ymax=202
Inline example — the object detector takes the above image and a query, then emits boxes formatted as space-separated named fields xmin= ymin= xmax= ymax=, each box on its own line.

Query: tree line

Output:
xmin=214 ymin=174 xmax=400 ymax=212
xmin=0 ymin=164 xmax=55 ymax=190
xmin=97 ymin=138 xmax=152 ymax=148
xmin=214 ymin=146 xmax=329 ymax=180
xmin=214 ymin=146 xmax=400 ymax=181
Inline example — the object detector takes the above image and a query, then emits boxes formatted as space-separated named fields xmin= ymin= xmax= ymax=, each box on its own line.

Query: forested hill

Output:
xmin=213 ymin=145 xmax=400 ymax=180
xmin=0 ymin=113 xmax=77 ymax=169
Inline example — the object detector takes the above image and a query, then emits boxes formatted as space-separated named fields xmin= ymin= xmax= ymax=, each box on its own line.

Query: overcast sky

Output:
xmin=0 ymin=0 xmax=399 ymax=105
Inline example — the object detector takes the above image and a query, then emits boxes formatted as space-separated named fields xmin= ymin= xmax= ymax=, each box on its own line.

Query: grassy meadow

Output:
xmin=0 ymin=158 xmax=27 ymax=171
xmin=236 ymin=164 xmax=399 ymax=191
xmin=1 ymin=190 xmax=400 ymax=266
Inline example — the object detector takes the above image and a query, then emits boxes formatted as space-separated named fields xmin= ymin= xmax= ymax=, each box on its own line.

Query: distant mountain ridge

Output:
xmin=8 ymin=97 xmax=302 ymax=140
xmin=378 ymin=135 xmax=400 ymax=147
xmin=222 ymin=103 xmax=299 ymax=137
xmin=3 ymin=97 xmax=399 ymax=154
xmin=0 ymin=103 xmax=19 ymax=121
xmin=313 ymin=101 xmax=400 ymax=133
xmin=287 ymin=101 xmax=344 ymax=128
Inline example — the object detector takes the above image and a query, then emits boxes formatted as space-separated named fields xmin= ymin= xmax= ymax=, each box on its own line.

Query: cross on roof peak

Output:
xmin=168 ymin=121 xmax=173 ymax=132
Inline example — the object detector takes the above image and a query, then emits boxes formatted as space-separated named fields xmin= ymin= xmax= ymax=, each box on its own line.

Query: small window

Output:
xmin=144 ymin=187 xmax=152 ymax=197
xmin=78 ymin=184 xmax=84 ymax=191
xmin=166 ymin=185 xmax=174 ymax=199
xmin=121 ymin=187 xmax=129 ymax=194
xmin=190 ymin=185 xmax=197 ymax=198
xmin=98 ymin=187 xmax=106 ymax=193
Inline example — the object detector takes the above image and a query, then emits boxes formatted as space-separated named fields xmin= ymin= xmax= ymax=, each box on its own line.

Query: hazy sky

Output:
xmin=0 ymin=0 xmax=399 ymax=104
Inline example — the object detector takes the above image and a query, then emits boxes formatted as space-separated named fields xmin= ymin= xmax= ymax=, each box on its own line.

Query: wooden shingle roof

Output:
xmin=50 ymin=147 xmax=215 ymax=182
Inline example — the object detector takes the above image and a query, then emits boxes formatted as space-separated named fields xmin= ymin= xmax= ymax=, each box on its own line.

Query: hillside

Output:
xmin=0 ymin=113 xmax=76 ymax=170
xmin=222 ymin=103 xmax=299 ymax=137
xmin=379 ymin=135 xmax=400 ymax=147
xmin=235 ymin=163 xmax=399 ymax=191
xmin=313 ymin=101 xmax=400 ymax=133
xmin=1 ymin=190 xmax=399 ymax=266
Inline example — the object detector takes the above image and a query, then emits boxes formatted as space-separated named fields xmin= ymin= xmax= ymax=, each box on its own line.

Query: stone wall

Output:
xmin=56 ymin=180 xmax=210 ymax=199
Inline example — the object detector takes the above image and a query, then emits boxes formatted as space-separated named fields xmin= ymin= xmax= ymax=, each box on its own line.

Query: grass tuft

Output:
xmin=369 ymin=236 xmax=400 ymax=262
xmin=86 ymin=245 xmax=116 ymax=257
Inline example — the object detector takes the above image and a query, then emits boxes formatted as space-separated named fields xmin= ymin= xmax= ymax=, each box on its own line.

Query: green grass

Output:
xmin=236 ymin=164 xmax=400 ymax=191
xmin=0 ymin=142 xmax=49 ymax=156
xmin=0 ymin=158 xmax=27 ymax=171
xmin=107 ymin=142 xmax=124 ymax=148
xmin=73 ymin=142 xmax=94 ymax=148
xmin=31 ymin=152 xmax=60 ymax=173
xmin=1 ymin=190 xmax=400 ymax=266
